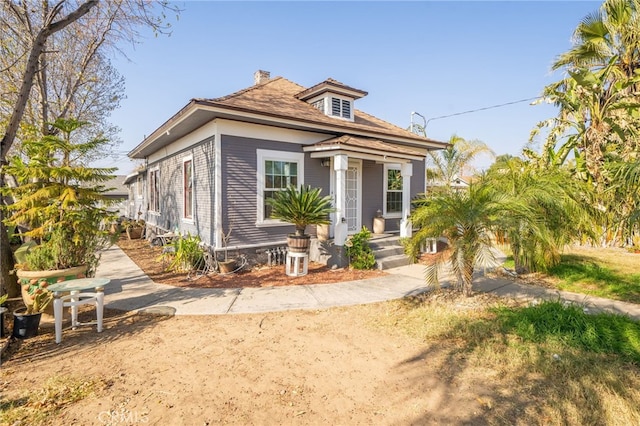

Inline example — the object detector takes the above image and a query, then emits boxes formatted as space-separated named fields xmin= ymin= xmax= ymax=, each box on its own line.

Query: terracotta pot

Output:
xmin=126 ymin=226 xmax=143 ymax=240
xmin=287 ymin=234 xmax=311 ymax=253
xmin=17 ymin=265 xmax=87 ymax=317
xmin=317 ymin=224 xmax=330 ymax=241
xmin=218 ymin=260 xmax=236 ymax=274
xmin=373 ymin=217 xmax=385 ymax=234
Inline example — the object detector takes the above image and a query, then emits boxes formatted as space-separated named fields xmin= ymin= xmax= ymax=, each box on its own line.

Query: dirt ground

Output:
xmin=1 ymin=239 xmax=501 ymax=425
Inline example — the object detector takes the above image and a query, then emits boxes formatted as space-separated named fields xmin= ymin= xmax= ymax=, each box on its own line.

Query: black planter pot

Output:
xmin=12 ymin=309 xmax=42 ymax=339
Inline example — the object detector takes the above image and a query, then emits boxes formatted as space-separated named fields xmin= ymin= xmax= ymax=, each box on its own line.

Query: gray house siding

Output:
xmin=191 ymin=138 xmax=216 ymax=245
xmin=361 ymin=160 xmax=384 ymax=233
xmin=146 ymin=137 xmax=215 ymax=245
xmin=221 ymin=135 xmax=326 ymax=247
xmin=135 ymin=134 xmax=425 ymax=248
xmin=411 ymin=159 xmax=425 ymax=200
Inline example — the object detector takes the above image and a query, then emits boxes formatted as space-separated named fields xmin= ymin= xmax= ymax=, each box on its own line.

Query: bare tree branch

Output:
xmin=1 ymin=0 xmax=98 ymax=159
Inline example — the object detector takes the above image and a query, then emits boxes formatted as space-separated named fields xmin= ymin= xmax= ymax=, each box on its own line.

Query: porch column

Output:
xmin=400 ymin=162 xmax=413 ymax=238
xmin=333 ymin=154 xmax=348 ymax=246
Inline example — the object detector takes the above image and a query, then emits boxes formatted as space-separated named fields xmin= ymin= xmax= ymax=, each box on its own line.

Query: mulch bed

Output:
xmin=116 ymin=237 xmax=387 ymax=289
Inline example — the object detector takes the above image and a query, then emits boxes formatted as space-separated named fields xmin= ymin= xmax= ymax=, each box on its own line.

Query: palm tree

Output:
xmin=266 ymin=184 xmax=334 ymax=236
xmin=552 ymin=0 xmax=640 ymax=80
xmin=486 ymin=157 xmax=594 ymax=272
xmin=409 ymin=180 xmax=506 ymax=297
xmin=534 ymin=60 xmax=640 ymax=182
xmin=532 ymin=1 xmax=640 ymax=246
xmin=425 ymin=134 xmax=494 ymax=192
xmin=608 ymin=160 xmax=640 ymax=246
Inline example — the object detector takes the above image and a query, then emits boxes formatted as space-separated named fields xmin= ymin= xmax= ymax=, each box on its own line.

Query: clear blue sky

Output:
xmin=106 ymin=0 xmax=600 ymax=175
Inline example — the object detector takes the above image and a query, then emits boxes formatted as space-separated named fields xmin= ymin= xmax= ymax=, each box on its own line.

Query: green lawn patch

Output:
xmin=494 ymin=300 xmax=640 ymax=364
xmin=548 ymin=254 xmax=640 ymax=303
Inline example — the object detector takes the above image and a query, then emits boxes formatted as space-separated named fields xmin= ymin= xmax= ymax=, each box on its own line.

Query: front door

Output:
xmin=345 ymin=159 xmax=361 ymax=233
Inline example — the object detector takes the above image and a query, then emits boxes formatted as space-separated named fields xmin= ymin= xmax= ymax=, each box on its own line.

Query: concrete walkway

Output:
xmin=95 ymin=245 xmax=640 ymax=320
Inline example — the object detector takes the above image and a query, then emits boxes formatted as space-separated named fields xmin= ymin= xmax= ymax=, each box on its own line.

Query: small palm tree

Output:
xmin=486 ymin=158 xmax=594 ymax=273
xmin=266 ymin=185 xmax=334 ymax=236
xmin=409 ymin=181 xmax=504 ymax=297
xmin=426 ymin=134 xmax=494 ymax=192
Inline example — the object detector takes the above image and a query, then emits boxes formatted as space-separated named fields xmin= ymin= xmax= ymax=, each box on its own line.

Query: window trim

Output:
xmin=182 ymin=156 xmax=194 ymax=222
xmin=329 ymin=95 xmax=353 ymax=121
xmin=136 ymin=176 xmax=143 ymax=198
xmin=383 ymin=164 xmax=403 ymax=218
xmin=149 ymin=167 xmax=160 ymax=214
xmin=256 ymin=149 xmax=305 ymax=226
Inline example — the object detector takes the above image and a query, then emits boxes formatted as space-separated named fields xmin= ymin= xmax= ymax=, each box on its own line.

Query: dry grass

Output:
xmin=566 ymin=245 xmax=640 ymax=276
xmin=373 ymin=290 xmax=640 ymax=425
xmin=0 ymin=375 xmax=104 ymax=425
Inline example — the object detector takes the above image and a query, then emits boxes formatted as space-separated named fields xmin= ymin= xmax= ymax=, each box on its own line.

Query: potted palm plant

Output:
xmin=2 ymin=118 xmax=117 ymax=314
xmin=266 ymin=185 xmax=334 ymax=253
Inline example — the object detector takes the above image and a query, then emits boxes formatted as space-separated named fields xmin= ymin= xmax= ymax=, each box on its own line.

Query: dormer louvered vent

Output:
xmin=296 ymin=79 xmax=367 ymax=123
xmin=331 ymin=98 xmax=351 ymax=119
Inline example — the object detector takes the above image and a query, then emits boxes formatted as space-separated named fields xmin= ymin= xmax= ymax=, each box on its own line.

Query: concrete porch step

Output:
xmin=369 ymin=235 xmax=404 ymax=249
xmin=376 ymin=254 xmax=412 ymax=270
xmin=373 ymin=246 xmax=405 ymax=258
xmin=369 ymin=235 xmax=412 ymax=271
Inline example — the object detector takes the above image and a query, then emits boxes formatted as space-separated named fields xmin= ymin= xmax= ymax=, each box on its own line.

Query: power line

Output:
xmin=425 ymin=96 xmax=542 ymax=128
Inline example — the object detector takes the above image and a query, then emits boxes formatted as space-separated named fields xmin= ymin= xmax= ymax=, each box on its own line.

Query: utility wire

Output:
xmin=425 ymin=96 xmax=542 ymax=128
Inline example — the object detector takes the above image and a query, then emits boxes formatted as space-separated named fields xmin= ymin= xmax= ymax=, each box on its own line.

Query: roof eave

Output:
xmin=129 ymin=100 xmax=447 ymax=159
xmin=128 ymin=100 xmax=199 ymax=158
xmin=195 ymin=100 xmax=445 ymax=148
xmin=303 ymin=143 xmax=425 ymax=162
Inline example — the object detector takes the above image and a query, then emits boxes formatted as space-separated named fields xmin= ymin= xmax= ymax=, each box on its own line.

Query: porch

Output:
xmin=303 ymin=135 xmax=428 ymax=247
xmin=309 ymin=233 xmax=413 ymax=270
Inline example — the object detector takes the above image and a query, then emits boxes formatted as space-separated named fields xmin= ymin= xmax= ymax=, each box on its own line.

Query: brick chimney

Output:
xmin=254 ymin=70 xmax=270 ymax=85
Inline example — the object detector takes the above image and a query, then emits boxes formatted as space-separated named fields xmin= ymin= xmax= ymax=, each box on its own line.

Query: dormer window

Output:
xmin=296 ymin=78 xmax=367 ymax=123
xmin=331 ymin=97 xmax=352 ymax=119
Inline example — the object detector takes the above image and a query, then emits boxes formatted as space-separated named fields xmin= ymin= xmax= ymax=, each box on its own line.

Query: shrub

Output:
xmin=345 ymin=227 xmax=376 ymax=270
xmin=167 ymin=233 xmax=204 ymax=273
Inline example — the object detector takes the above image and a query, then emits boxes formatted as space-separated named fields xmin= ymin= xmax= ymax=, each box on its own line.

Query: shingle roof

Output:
xmin=195 ymin=77 xmax=440 ymax=145
xmin=295 ymin=78 xmax=368 ymax=101
xmin=102 ymin=175 xmax=129 ymax=196
xmin=129 ymin=75 xmax=446 ymax=158
xmin=310 ymin=135 xmax=425 ymax=158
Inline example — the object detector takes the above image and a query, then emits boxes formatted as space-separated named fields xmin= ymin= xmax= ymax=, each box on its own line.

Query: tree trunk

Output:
xmin=0 ymin=170 xmax=19 ymax=297
xmin=0 ymin=0 xmax=98 ymax=296
xmin=462 ymin=261 xmax=474 ymax=297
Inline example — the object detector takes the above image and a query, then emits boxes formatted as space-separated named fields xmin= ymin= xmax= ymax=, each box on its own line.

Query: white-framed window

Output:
xmin=183 ymin=156 xmax=193 ymax=220
xmin=257 ymin=149 xmax=305 ymax=225
xmin=384 ymin=164 xmax=403 ymax=217
xmin=149 ymin=167 xmax=160 ymax=213
xmin=330 ymin=96 xmax=352 ymax=120
xmin=136 ymin=176 xmax=143 ymax=198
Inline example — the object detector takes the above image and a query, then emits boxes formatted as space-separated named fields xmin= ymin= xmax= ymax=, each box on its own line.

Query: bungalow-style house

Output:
xmin=125 ymin=70 xmax=446 ymax=261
